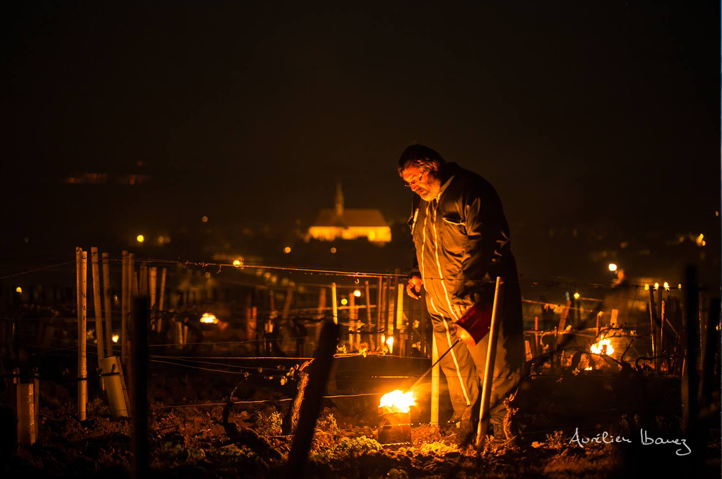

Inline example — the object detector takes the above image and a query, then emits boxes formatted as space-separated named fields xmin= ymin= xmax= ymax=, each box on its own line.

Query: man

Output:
xmin=398 ymin=145 xmax=524 ymax=446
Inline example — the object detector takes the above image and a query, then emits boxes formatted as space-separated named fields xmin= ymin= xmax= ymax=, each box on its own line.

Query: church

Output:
xmin=307 ymin=183 xmax=392 ymax=244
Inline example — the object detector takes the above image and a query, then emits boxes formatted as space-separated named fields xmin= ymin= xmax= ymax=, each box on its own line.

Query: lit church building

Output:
xmin=307 ymin=183 xmax=392 ymax=244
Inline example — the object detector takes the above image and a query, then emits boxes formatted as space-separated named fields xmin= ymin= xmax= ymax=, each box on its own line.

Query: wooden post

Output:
xmin=91 ymin=248 xmax=105 ymax=366
xmin=149 ymin=266 xmax=157 ymax=324
xmin=377 ymin=276 xmax=383 ymax=350
xmin=649 ymin=288 xmax=658 ymax=370
xmin=121 ymin=251 xmax=128 ymax=363
xmin=131 ymin=297 xmax=149 ymax=478
xmin=282 ymin=285 xmax=294 ymax=322
xmin=348 ymin=292 xmax=356 ymax=351
xmin=396 ymin=284 xmax=404 ymax=356
xmin=681 ymin=266 xmax=700 ymax=459
xmin=431 ymin=335 xmax=440 ymax=426
xmin=157 ymin=268 xmax=166 ymax=334
xmin=127 ymin=253 xmax=135 ymax=396
xmin=331 ymin=282 xmax=338 ymax=325
xmin=102 ymin=253 xmax=113 ymax=357
xmin=317 ymin=287 xmax=326 ymax=319
xmin=476 ymin=277 xmax=504 ymax=447
xmin=285 ymin=321 xmax=339 ymax=479
xmin=139 ymin=262 xmax=148 ymax=297
xmin=77 ymin=248 xmax=88 ymax=421
xmin=364 ymin=280 xmax=372 ymax=350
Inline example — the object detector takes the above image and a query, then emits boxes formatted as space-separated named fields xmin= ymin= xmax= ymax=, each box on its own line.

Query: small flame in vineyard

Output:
xmin=591 ymin=338 xmax=614 ymax=355
xmin=200 ymin=312 xmax=219 ymax=324
xmin=379 ymin=390 xmax=416 ymax=413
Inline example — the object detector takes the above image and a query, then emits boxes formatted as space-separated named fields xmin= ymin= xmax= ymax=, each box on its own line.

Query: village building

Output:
xmin=307 ymin=183 xmax=392 ymax=244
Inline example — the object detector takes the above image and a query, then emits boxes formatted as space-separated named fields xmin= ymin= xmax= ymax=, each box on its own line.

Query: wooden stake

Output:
xmin=157 ymin=268 xmax=166 ymax=334
xmin=348 ymin=292 xmax=356 ymax=350
xmin=121 ymin=251 xmax=128 ymax=363
xmin=364 ymin=280 xmax=372 ymax=350
xmin=91 ymin=247 xmax=105 ymax=365
xmin=139 ymin=261 xmax=148 ymax=297
xmin=377 ymin=276 xmax=384 ymax=350
xmin=649 ymin=288 xmax=658 ymax=370
xmin=102 ymin=253 xmax=113 ymax=358
xmin=431 ymin=335 xmax=440 ymax=426
xmin=331 ymin=283 xmax=338 ymax=325
xmin=317 ymin=287 xmax=327 ymax=319
xmin=476 ymin=277 xmax=504 ymax=447
xmin=396 ymin=284 xmax=404 ymax=356
xmin=77 ymin=248 xmax=88 ymax=421
xmin=149 ymin=267 xmax=157 ymax=332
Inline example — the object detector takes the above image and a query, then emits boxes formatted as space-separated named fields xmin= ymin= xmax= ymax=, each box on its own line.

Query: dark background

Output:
xmin=1 ymin=1 xmax=719 ymax=286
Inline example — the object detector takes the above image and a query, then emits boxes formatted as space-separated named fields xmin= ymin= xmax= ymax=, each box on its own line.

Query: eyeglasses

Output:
xmin=403 ymin=170 xmax=427 ymax=188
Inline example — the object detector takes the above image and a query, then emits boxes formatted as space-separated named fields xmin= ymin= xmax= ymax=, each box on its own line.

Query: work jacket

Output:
xmin=408 ymin=162 xmax=520 ymax=321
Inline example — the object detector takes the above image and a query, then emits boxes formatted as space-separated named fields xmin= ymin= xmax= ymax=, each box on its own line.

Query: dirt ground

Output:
xmin=2 ymin=362 xmax=720 ymax=479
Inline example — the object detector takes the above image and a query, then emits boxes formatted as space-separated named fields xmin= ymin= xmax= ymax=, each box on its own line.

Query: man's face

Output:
xmin=401 ymin=165 xmax=441 ymax=201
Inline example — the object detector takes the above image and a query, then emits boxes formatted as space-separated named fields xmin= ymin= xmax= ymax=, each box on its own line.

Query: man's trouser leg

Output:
xmin=466 ymin=295 xmax=525 ymax=427
xmin=429 ymin=310 xmax=479 ymax=424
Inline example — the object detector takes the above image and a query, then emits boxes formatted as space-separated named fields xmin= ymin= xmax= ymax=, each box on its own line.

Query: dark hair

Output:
xmin=397 ymin=145 xmax=445 ymax=175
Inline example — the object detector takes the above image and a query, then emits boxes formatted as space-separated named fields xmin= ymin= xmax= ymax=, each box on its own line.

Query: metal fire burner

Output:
xmin=378 ymin=410 xmax=412 ymax=445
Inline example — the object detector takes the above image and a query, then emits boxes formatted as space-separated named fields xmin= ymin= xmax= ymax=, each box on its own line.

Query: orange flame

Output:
xmin=379 ymin=390 xmax=415 ymax=413
xmin=591 ymin=338 xmax=614 ymax=355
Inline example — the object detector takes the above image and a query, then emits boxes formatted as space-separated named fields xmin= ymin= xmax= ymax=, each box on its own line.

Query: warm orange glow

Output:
xmin=284 ymin=246 xmax=291 ymax=254
xmin=136 ymin=235 xmax=145 ymax=243
xmin=15 ymin=287 xmax=22 ymax=294
xmin=112 ymin=334 xmax=119 ymax=343
xmin=202 ymin=216 xmax=209 ymax=223
xmin=340 ymin=298 xmax=348 ymax=306
xmin=608 ymin=263 xmax=618 ymax=272
xmin=386 ymin=336 xmax=394 ymax=353
xmin=591 ymin=338 xmax=614 ymax=355
xmin=379 ymin=390 xmax=416 ymax=413
xmin=200 ymin=313 xmax=219 ymax=324
xmin=330 ymin=247 xmax=337 ymax=254
xmin=353 ymin=289 xmax=362 ymax=297
xmin=573 ymin=292 xmax=580 ymax=300
xmin=233 ymin=259 xmax=243 ymax=268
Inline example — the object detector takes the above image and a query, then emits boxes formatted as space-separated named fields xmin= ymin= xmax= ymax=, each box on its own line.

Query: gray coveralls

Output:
xmin=409 ymin=162 xmax=525 ymax=426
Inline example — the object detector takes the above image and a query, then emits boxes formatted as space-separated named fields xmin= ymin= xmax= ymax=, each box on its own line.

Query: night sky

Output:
xmin=1 ymin=1 xmax=719 ymax=281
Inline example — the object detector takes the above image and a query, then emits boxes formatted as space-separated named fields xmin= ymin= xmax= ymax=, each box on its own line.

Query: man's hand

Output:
xmin=406 ymin=276 xmax=423 ymax=300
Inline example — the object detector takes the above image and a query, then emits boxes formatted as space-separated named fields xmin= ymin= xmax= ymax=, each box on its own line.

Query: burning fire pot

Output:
xmin=378 ymin=390 xmax=415 ymax=445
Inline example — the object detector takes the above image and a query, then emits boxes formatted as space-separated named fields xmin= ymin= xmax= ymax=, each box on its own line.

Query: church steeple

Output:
xmin=334 ymin=182 xmax=344 ymax=217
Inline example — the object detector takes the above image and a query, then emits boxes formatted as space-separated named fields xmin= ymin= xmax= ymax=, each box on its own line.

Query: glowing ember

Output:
xmin=200 ymin=313 xmax=219 ymax=324
xmin=379 ymin=390 xmax=416 ymax=413
xmin=591 ymin=338 xmax=614 ymax=355
xmin=112 ymin=334 xmax=119 ymax=343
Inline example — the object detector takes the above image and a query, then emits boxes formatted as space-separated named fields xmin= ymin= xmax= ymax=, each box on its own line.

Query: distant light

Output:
xmin=204 ymin=272 xmax=211 ymax=279
xmin=644 ymin=284 xmax=649 ymax=291
xmin=158 ymin=235 xmax=165 ymax=245
xmin=202 ymin=216 xmax=209 ymax=223
xmin=233 ymin=259 xmax=243 ymax=268
xmin=341 ymin=298 xmax=348 ymax=306
xmin=678 ymin=284 xmax=682 ymax=290
xmin=112 ymin=334 xmax=119 ymax=343
xmin=200 ymin=312 xmax=219 ymax=324
xmin=573 ymin=292 xmax=580 ymax=300
xmin=696 ymin=233 xmax=705 ymax=247
xmin=330 ymin=247 xmax=337 ymax=254
xmin=23 ymin=237 xmax=29 ymax=244
xmin=136 ymin=234 xmax=145 ymax=243
xmin=284 ymin=246 xmax=292 ymax=254
xmin=608 ymin=263 xmax=618 ymax=272
xmin=353 ymin=289 xmax=362 ymax=297
xmin=663 ymin=282 xmax=669 ymax=290
xmin=15 ymin=287 xmax=22 ymax=294
xmin=654 ymin=283 xmax=659 ymax=290
xmin=716 ymin=211 xmax=720 ymax=217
